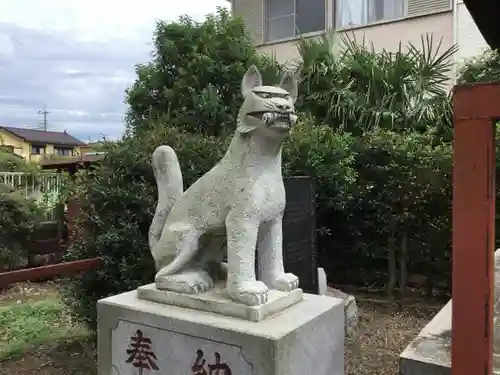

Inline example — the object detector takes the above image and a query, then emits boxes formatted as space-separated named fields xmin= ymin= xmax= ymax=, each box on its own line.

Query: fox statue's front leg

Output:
xmin=257 ymin=215 xmax=299 ymax=292
xmin=225 ymin=210 xmax=269 ymax=306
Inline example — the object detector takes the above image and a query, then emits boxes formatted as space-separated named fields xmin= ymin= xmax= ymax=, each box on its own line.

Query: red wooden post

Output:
xmin=452 ymin=82 xmax=500 ymax=375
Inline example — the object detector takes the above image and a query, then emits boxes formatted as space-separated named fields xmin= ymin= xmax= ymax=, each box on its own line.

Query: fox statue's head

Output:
xmin=237 ymin=65 xmax=298 ymax=138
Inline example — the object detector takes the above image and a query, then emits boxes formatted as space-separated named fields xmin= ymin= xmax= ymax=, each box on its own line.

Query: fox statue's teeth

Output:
xmin=262 ymin=112 xmax=275 ymax=124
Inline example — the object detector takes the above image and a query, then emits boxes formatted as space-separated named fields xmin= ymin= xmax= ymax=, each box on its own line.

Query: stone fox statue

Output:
xmin=148 ymin=65 xmax=299 ymax=306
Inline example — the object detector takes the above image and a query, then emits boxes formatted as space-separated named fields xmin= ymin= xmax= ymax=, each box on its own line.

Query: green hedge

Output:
xmin=0 ymin=184 xmax=42 ymax=269
xmin=62 ymin=121 xmax=453 ymax=328
xmin=327 ymin=130 xmax=452 ymax=295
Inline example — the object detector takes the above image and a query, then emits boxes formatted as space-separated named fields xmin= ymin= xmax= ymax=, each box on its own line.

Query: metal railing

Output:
xmin=0 ymin=171 xmax=64 ymax=220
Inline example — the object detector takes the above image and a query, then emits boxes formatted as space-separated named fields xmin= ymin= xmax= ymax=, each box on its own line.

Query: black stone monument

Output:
xmin=282 ymin=176 xmax=318 ymax=294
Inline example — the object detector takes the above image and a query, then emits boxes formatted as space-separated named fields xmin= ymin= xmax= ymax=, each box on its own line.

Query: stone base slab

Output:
xmin=137 ymin=282 xmax=303 ymax=322
xmin=98 ymin=289 xmax=344 ymax=375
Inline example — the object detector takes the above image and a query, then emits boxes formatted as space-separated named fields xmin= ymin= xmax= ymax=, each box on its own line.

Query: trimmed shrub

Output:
xmin=458 ymin=48 xmax=500 ymax=84
xmin=326 ymin=129 xmax=452 ymax=296
xmin=0 ymin=184 xmax=42 ymax=269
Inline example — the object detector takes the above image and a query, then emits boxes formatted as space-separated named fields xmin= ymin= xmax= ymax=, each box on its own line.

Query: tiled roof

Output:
xmin=0 ymin=126 xmax=86 ymax=146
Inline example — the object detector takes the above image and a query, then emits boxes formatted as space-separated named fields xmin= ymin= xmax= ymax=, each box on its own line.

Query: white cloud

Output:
xmin=0 ymin=0 xmax=230 ymax=142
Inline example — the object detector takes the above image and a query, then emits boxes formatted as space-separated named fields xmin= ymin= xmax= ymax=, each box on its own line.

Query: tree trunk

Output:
xmin=399 ymin=227 xmax=409 ymax=310
xmin=387 ymin=218 xmax=397 ymax=299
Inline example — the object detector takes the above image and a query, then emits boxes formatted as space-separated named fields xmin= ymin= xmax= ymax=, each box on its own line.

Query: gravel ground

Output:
xmin=0 ymin=282 xmax=440 ymax=375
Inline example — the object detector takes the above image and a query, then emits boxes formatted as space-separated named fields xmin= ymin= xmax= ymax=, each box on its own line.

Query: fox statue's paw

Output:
xmin=227 ymin=280 xmax=269 ymax=306
xmin=155 ymin=268 xmax=214 ymax=294
xmin=272 ymin=272 xmax=299 ymax=292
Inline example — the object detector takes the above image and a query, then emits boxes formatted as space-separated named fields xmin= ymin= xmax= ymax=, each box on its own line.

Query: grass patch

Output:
xmin=0 ymin=297 xmax=89 ymax=360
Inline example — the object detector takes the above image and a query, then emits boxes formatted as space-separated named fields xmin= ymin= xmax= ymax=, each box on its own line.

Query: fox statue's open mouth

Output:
xmin=247 ymin=111 xmax=296 ymax=132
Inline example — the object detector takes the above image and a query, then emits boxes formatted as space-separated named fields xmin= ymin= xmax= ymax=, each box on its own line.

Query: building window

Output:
xmin=335 ymin=0 xmax=405 ymax=28
xmin=55 ymin=147 xmax=73 ymax=156
xmin=31 ymin=145 xmax=45 ymax=154
xmin=265 ymin=0 xmax=326 ymax=42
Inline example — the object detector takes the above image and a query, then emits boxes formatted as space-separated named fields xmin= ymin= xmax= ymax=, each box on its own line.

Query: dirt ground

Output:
xmin=0 ymin=282 xmax=440 ymax=375
xmin=0 ymin=282 xmax=61 ymax=306
xmin=0 ymin=337 xmax=97 ymax=375
xmin=345 ymin=300 xmax=436 ymax=375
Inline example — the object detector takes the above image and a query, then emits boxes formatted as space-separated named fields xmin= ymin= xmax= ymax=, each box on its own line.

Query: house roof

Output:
xmin=463 ymin=0 xmax=500 ymax=49
xmin=0 ymin=126 xmax=86 ymax=146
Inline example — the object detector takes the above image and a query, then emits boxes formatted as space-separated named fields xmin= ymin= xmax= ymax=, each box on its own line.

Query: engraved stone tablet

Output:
xmin=111 ymin=320 xmax=253 ymax=375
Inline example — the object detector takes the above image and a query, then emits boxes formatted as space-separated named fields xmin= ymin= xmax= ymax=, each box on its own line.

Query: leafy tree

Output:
xmin=125 ymin=8 xmax=285 ymax=137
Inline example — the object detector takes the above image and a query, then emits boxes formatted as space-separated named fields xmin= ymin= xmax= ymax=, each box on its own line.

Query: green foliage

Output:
xmin=125 ymin=7 xmax=286 ymax=137
xmin=283 ymin=118 xmax=357 ymax=249
xmin=296 ymin=32 xmax=455 ymax=140
xmin=61 ymin=125 xmax=227 ymax=329
xmin=64 ymin=18 xmax=464 ymax=327
xmin=328 ymin=129 xmax=452 ymax=291
xmin=63 ymin=112 xmax=454 ymax=329
xmin=458 ymin=48 xmax=500 ymax=84
xmin=62 ymin=120 xmax=356 ymax=328
xmin=0 ymin=184 xmax=42 ymax=269
xmin=0 ymin=151 xmax=38 ymax=173
xmin=0 ymin=295 xmax=90 ymax=361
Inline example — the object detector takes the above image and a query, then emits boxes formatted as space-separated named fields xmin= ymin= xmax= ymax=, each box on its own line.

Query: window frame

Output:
xmin=264 ymin=0 xmax=327 ymax=44
xmin=54 ymin=147 xmax=74 ymax=156
xmin=334 ymin=0 xmax=408 ymax=30
xmin=31 ymin=144 xmax=46 ymax=155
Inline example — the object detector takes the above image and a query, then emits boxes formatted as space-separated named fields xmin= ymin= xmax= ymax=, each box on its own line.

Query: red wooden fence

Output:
xmin=0 ymin=257 xmax=103 ymax=289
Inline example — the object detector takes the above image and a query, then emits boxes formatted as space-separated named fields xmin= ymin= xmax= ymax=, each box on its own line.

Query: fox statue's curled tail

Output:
xmin=148 ymin=145 xmax=183 ymax=261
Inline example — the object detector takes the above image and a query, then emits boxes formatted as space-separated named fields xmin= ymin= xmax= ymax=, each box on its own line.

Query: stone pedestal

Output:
xmin=98 ymin=288 xmax=344 ymax=375
xmin=137 ymin=283 xmax=304 ymax=322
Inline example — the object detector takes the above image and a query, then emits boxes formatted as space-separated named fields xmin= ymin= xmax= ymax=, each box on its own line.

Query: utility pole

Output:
xmin=37 ymin=107 xmax=49 ymax=131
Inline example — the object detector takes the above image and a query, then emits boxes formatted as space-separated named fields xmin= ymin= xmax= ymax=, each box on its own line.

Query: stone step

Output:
xmin=493 ymin=353 xmax=500 ymax=372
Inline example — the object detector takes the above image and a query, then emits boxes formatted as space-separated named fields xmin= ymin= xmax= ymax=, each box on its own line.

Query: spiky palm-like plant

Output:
xmin=295 ymin=31 xmax=457 ymax=137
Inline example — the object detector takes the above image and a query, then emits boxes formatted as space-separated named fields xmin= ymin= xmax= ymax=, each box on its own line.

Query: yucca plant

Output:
xmin=295 ymin=31 xmax=457 ymax=137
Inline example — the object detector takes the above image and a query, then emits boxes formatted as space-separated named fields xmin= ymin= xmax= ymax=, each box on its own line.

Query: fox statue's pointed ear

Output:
xmin=241 ymin=65 xmax=263 ymax=97
xmin=279 ymin=71 xmax=298 ymax=102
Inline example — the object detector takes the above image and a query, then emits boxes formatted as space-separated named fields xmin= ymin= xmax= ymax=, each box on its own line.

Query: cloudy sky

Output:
xmin=0 ymin=0 xmax=229 ymax=142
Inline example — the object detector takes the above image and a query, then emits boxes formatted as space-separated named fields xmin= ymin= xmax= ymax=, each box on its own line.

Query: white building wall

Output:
xmin=456 ymin=0 xmax=488 ymax=63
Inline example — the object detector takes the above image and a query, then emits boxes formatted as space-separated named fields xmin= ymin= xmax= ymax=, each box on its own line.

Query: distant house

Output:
xmin=0 ymin=126 xmax=86 ymax=163
xmin=79 ymin=141 xmax=105 ymax=156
